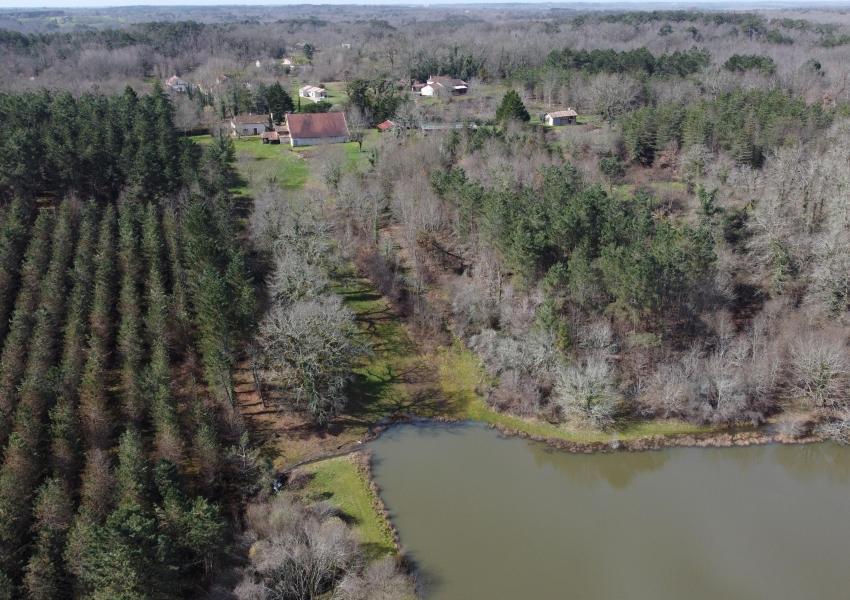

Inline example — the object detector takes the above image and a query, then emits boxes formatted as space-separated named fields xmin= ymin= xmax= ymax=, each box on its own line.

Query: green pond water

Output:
xmin=368 ymin=422 xmax=850 ymax=600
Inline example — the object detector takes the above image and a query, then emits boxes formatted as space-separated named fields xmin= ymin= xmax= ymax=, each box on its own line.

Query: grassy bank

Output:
xmin=434 ymin=340 xmax=716 ymax=443
xmin=299 ymin=455 xmax=396 ymax=558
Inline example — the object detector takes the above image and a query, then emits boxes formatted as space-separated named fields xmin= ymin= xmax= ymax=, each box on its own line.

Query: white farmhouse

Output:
xmin=229 ymin=114 xmax=268 ymax=137
xmin=299 ymin=85 xmax=327 ymax=102
xmin=419 ymin=76 xmax=468 ymax=97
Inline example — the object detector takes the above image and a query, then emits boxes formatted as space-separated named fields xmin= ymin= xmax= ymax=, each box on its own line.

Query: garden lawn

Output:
xmin=232 ymin=137 xmax=309 ymax=192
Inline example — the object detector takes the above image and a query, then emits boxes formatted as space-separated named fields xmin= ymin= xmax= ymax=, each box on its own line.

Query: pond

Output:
xmin=369 ymin=422 xmax=850 ymax=600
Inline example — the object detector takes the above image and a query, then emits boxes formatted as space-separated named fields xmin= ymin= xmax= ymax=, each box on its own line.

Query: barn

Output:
xmin=285 ymin=112 xmax=349 ymax=147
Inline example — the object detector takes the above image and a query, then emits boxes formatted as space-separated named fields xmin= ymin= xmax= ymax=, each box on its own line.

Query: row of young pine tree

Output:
xmin=0 ymin=85 xmax=189 ymax=202
xmin=0 ymin=93 xmax=258 ymax=599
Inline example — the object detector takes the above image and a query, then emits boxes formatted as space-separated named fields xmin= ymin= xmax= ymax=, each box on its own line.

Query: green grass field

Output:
xmin=191 ymin=134 xmax=310 ymax=196
xmin=300 ymin=456 xmax=396 ymax=558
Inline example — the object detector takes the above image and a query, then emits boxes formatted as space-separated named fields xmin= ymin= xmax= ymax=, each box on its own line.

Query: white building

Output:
xmin=544 ymin=108 xmax=578 ymax=126
xmin=420 ymin=76 xmax=468 ymax=97
xmin=165 ymin=75 xmax=189 ymax=93
xmin=299 ymin=85 xmax=327 ymax=102
xmin=229 ymin=114 xmax=268 ymax=136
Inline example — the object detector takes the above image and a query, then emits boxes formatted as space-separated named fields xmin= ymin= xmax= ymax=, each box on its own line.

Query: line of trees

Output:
xmin=0 ymin=86 xmax=188 ymax=201
xmin=619 ymin=89 xmax=832 ymax=167
xmin=253 ymin=196 xmax=369 ymax=425
xmin=545 ymin=46 xmax=711 ymax=77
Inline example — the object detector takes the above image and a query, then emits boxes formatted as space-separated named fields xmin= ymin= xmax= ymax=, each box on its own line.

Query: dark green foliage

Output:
xmin=620 ymin=90 xmax=830 ymax=167
xmin=59 ymin=203 xmax=98 ymax=401
xmin=299 ymin=100 xmax=333 ymax=113
xmin=115 ymin=429 xmax=149 ymax=509
xmin=0 ymin=211 xmax=53 ymax=432
xmin=0 ymin=204 xmax=77 ymax=583
xmin=545 ymin=46 xmax=710 ymax=77
xmin=191 ymin=399 xmax=221 ymax=495
xmin=117 ymin=202 xmax=145 ymax=423
xmin=88 ymin=205 xmax=117 ymax=358
xmin=723 ymin=54 xmax=777 ymax=74
xmin=265 ymin=81 xmax=294 ymax=123
xmin=0 ymin=198 xmax=32 ymax=346
xmin=409 ymin=46 xmax=483 ymax=82
xmin=437 ymin=164 xmax=715 ymax=321
xmin=142 ymin=204 xmax=182 ymax=462
xmin=495 ymin=90 xmax=530 ymax=124
xmin=0 ymin=89 xmax=243 ymax=598
xmin=198 ymin=134 xmax=236 ymax=197
xmin=49 ymin=396 xmax=80 ymax=485
xmin=347 ymin=79 xmax=405 ymax=125
xmin=162 ymin=206 xmax=191 ymax=345
xmin=0 ymin=87 xmax=186 ymax=201
xmin=78 ymin=345 xmax=111 ymax=450
xmin=153 ymin=460 xmax=225 ymax=582
xmin=599 ymin=156 xmax=626 ymax=182
xmin=765 ymin=29 xmax=793 ymax=45
xmin=23 ymin=202 xmax=77 ymax=388
xmin=23 ymin=479 xmax=73 ymax=600
xmin=182 ymin=192 xmax=254 ymax=407
xmin=71 ymin=502 xmax=167 ymax=599
xmin=69 ymin=460 xmax=224 ymax=599
xmin=819 ymin=33 xmax=850 ymax=48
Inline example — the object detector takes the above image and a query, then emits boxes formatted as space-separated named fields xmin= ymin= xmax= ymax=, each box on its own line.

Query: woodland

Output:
xmin=2 ymin=4 xmax=850 ymax=599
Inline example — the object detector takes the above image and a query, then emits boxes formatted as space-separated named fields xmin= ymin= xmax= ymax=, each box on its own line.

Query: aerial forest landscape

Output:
xmin=2 ymin=1 xmax=850 ymax=598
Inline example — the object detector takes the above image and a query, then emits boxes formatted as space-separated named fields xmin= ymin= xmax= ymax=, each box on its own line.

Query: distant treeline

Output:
xmin=545 ymin=46 xmax=710 ymax=77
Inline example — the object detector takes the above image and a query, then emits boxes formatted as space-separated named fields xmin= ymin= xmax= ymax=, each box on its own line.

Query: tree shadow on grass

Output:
xmin=341 ymin=369 xmax=449 ymax=429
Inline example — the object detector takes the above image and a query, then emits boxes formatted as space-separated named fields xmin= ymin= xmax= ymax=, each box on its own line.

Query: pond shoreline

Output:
xmin=489 ymin=421 xmax=824 ymax=453
xmin=281 ymin=414 xmax=825 ymax=476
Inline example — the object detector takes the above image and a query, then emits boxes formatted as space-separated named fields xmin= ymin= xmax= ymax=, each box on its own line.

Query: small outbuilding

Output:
xmin=299 ymin=85 xmax=327 ymax=102
xmin=165 ymin=75 xmax=189 ymax=93
xmin=420 ymin=76 xmax=468 ymax=97
xmin=544 ymin=108 xmax=578 ymax=126
xmin=261 ymin=131 xmax=281 ymax=144
xmin=285 ymin=112 xmax=349 ymax=147
xmin=376 ymin=120 xmax=397 ymax=132
xmin=229 ymin=114 xmax=268 ymax=136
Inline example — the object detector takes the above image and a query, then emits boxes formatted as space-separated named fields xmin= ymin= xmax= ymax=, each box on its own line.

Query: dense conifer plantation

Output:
xmin=0 ymin=87 xmax=255 ymax=598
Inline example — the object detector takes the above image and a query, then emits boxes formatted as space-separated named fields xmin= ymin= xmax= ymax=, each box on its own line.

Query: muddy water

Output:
xmin=369 ymin=422 xmax=850 ymax=600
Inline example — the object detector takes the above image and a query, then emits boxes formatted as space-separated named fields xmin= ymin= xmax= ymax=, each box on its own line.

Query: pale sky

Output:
xmin=1 ymin=0 xmax=849 ymax=7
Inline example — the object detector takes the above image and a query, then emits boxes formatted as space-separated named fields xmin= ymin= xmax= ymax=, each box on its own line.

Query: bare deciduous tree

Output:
xmin=259 ymin=297 xmax=369 ymax=424
xmin=791 ymin=331 xmax=849 ymax=408
xmin=555 ymin=358 xmax=620 ymax=429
